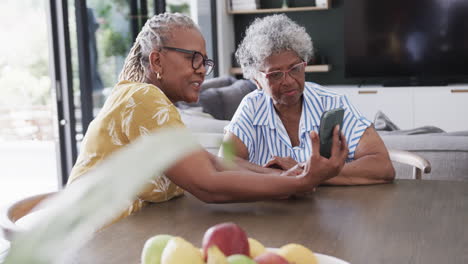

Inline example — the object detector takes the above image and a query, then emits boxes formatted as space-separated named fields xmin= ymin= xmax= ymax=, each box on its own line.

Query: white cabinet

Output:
xmin=327 ymin=85 xmax=468 ymax=132
xmin=328 ymin=86 xmax=413 ymax=129
xmin=413 ymin=86 xmax=468 ymax=132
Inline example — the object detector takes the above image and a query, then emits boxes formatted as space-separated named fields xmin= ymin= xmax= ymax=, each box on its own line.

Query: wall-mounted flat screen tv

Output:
xmin=345 ymin=0 xmax=468 ymax=86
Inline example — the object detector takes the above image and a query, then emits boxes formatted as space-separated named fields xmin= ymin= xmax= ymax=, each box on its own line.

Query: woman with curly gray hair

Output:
xmin=224 ymin=14 xmax=395 ymax=186
xmin=69 ymin=13 xmax=349 ymax=223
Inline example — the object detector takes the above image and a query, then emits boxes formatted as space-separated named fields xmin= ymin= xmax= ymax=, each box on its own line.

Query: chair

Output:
xmin=0 ymin=192 xmax=56 ymax=241
xmin=388 ymin=149 xmax=431 ymax=179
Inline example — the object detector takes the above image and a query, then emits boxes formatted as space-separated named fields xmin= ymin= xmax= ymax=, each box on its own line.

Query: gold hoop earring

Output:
xmin=156 ymin=72 xmax=162 ymax=80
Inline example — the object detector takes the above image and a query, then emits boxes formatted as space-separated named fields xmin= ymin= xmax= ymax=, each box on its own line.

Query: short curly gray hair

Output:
xmin=235 ymin=14 xmax=313 ymax=79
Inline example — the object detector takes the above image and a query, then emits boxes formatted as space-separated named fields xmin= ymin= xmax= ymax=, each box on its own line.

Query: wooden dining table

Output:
xmin=71 ymin=179 xmax=468 ymax=264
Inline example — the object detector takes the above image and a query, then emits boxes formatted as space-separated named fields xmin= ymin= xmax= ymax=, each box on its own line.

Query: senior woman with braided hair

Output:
xmin=68 ymin=13 xmax=349 ymax=222
xmin=223 ymin=14 xmax=395 ymax=186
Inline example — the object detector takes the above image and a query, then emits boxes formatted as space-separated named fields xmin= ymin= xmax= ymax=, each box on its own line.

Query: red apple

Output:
xmin=202 ymin=222 xmax=250 ymax=260
xmin=255 ymin=252 xmax=290 ymax=264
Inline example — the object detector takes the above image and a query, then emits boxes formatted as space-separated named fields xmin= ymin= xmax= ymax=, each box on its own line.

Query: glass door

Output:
xmin=71 ymin=0 xmax=133 ymax=144
xmin=0 ymin=0 xmax=59 ymax=208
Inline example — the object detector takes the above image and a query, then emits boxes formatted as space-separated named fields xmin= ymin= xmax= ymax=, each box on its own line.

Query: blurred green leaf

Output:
xmin=3 ymin=129 xmax=200 ymax=264
xmin=222 ymin=139 xmax=236 ymax=168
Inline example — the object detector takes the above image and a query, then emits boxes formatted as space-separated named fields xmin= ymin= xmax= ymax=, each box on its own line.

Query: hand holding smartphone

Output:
xmin=318 ymin=108 xmax=344 ymax=158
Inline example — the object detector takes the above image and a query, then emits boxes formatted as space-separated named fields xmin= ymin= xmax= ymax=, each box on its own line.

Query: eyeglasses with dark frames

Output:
xmin=260 ymin=62 xmax=307 ymax=83
xmin=162 ymin=46 xmax=215 ymax=75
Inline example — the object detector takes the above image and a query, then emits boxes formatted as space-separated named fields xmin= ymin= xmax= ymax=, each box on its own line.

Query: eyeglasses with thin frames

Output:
xmin=260 ymin=62 xmax=307 ymax=83
xmin=162 ymin=46 xmax=215 ymax=76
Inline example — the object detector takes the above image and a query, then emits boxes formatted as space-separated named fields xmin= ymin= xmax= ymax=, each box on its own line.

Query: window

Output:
xmin=0 ymin=0 xmax=59 ymax=208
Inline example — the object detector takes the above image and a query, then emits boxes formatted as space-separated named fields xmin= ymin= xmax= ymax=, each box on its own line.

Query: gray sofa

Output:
xmin=179 ymin=77 xmax=468 ymax=181
xmin=381 ymin=133 xmax=468 ymax=181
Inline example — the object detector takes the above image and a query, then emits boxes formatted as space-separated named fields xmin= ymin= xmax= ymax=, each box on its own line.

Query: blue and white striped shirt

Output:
xmin=225 ymin=82 xmax=372 ymax=165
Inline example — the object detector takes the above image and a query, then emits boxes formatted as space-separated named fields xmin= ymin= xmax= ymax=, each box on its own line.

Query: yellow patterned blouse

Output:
xmin=68 ymin=80 xmax=185 ymax=222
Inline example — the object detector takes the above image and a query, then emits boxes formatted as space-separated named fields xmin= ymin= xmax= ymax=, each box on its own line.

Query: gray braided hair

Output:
xmin=119 ymin=13 xmax=199 ymax=82
xmin=236 ymin=14 xmax=313 ymax=79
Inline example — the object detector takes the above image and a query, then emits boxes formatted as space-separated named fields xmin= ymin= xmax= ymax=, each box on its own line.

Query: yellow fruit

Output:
xmin=277 ymin=243 xmax=318 ymax=264
xmin=248 ymin=238 xmax=266 ymax=258
xmin=161 ymin=237 xmax=204 ymax=264
xmin=207 ymin=245 xmax=229 ymax=264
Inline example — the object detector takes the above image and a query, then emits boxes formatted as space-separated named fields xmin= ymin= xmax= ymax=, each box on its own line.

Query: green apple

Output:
xmin=141 ymin=234 xmax=173 ymax=264
xmin=226 ymin=254 xmax=256 ymax=264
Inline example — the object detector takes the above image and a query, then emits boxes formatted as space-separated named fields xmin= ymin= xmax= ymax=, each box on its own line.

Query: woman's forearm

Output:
xmin=323 ymin=153 xmax=395 ymax=185
xmin=201 ymin=132 xmax=349 ymax=201
xmin=232 ymin=157 xmax=282 ymax=174
xmin=207 ymin=152 xmax=280 ymax=174
xmin=168 ymin=131 xmax=348 ymax=203
xmin=193 ymin=170 xmax=306 ymax=203
xmin=166 ymin=151 xmax=304 ymax=203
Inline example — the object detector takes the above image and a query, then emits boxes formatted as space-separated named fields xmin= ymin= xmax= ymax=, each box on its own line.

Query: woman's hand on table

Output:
xmin=264 ymin=156 xmax=299 ymax=171
xmin=265 ymin=155 xmax=308 ymax=177
xmin=279 ymin=163 xmax=304 ymax=177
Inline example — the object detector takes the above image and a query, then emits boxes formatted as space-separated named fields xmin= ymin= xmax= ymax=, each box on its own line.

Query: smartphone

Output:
xmin=318 ymin=108 xmax=344 ymax=158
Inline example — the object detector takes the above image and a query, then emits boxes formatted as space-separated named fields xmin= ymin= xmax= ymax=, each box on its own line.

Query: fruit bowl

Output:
xmin=271 ymin=250 xmax=348 ymax=264
xmin=141 ymin=222 xmax=350 ymax=264
xmin=314 ymin=253 xmax=349 ymax=264
xmin=267 ymin=248 xmax=349 ymax=264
